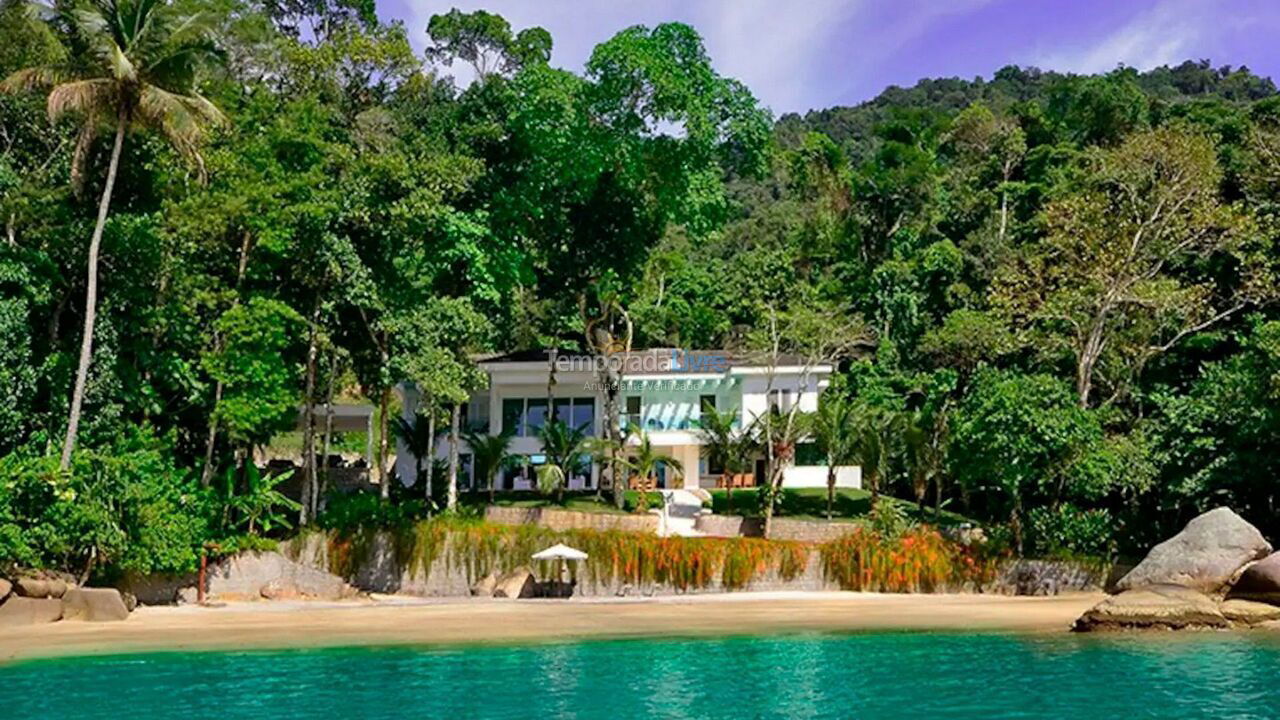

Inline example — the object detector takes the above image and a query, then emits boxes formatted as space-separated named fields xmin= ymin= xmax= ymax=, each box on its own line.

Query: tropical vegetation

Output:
xmin=3 ymin=0 xmax=1280 ymax=579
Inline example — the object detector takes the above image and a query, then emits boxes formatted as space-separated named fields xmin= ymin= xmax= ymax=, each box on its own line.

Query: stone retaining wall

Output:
xmin=484 ymin=506 xmax=661 ymax=534
xmin=694 ymin=514 xmax=859 ymax=543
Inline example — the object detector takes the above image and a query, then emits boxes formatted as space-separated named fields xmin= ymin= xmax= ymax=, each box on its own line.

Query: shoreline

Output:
xmin=0 ymin=591 xmax=1107 ymax=665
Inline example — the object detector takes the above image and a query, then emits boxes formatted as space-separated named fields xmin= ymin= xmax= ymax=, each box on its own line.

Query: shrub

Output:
xmin=819 ymin=526 xmax=999 ymax=592
xmin=0 ymin=434 xmax=210 ymax=579
xmin=1028 ymin=503 xmax=1114 ymax=559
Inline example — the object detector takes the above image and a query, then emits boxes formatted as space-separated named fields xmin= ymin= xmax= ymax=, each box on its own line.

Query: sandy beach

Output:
xmin=0 ymin=591 xmax=1105 ymax=665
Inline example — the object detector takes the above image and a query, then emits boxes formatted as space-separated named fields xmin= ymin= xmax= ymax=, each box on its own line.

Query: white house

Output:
xmin=395 ymin=349 xmax=861 ymax=492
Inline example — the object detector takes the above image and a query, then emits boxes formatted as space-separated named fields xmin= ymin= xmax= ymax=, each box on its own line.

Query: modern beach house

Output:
xmin=394 ymin=349 xmax=861 ymax=492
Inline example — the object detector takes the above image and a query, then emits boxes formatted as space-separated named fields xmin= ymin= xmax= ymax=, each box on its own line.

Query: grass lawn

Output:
xmin=708 ymin=487 xmax=974 ymax=527
xmin=460 ymin=490 xmax=666 ymax=515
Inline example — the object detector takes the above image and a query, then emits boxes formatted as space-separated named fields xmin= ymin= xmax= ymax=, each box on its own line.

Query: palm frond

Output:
xmin=135 ymin=84 xmax=226 ymax=179
xmin=46 ymin=78 xmax=116 ymax=122
xmin=0 ymin=64 xmax=73 ymax=94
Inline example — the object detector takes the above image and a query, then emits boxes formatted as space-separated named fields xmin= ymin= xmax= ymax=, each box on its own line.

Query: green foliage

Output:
xmin=1028 ymin=503 xmax=1114 ymax=560
xmin=0 ymin=434 xmax=207 ymax=578
xmin=203 ymin=298 xmax=305 ymax=445
xmin=218 ymin=463 xmax=301 ymax=536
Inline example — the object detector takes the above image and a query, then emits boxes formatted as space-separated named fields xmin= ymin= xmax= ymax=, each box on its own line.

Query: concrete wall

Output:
xmin=781 ymin=465 xmax=861 ymax=489
xmin=484 ymin=506 xmax=661 ymax=534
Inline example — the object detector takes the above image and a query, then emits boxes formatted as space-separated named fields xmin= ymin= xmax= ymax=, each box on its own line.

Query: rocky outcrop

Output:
xmin=60 ymin=587 xmax=130 ymax=622
xmin=1073 ymin=584 xmax=1229 ymax=631
xmin=15 ymin=577 xmax=50 ymax=598
xmin=1113 ymin=507 xmax=1270 ymax=596
xmin=194 ymin=551 xmax=357 ymax=602
xmin=0 ymin=577 xmax=11 ymax=600
xmin=1227 ymin=552 xmax=1280 ymax=604
xmin=0 ymin=596 xmax=64 ymax=627
xmin=1219 ymin=598 xmax=1280 ymax=626
xmin=493 ymin=568 xmax=536 ymax=599
xmin=470 ymin=572 xmax=499 ymax=597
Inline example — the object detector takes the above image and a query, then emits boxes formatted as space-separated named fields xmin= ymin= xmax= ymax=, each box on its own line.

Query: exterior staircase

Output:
xmin=658 ymin=489 xmax=709 ymax=537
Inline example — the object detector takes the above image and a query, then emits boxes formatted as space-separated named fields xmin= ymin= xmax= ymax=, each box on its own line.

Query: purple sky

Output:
xmin=378 ymin=1 xmax=1280 ymax=115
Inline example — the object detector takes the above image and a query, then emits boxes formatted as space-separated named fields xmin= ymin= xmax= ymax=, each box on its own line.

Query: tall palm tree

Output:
xmin=461 ymin=426 xmax=515 ymax=503
xmin=536 ymin=418 xmax=591 ymax=504
xmin=617 ymin=429 xmax=682 ymax=513
xmin=810 ymin=394 xmax=859 ymax=519
xmin=2 ymin=0 xmax=225 ymax=468
xmin=695 ymin=406 xmax=754 ymax=513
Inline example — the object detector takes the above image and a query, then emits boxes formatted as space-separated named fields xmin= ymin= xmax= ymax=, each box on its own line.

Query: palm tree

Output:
xmin=810 ymin=394 xmax=859 ymax=519
xmin=617 ymin=429 xmax=682 ymax=513
xmin=695 ymin=406 xmax=755 ymax=513
xmin=2 ymin=0 xmax=225 ymax=468
xmin=393 ymin=411 xmax=436 ymax=499
xmin=849 ymin=404 xmax=899 ymax=510
xmin=903 ymin=407 xmax=949 ymax=520
xmin=462 ymin=426 xmax=515 ymax=503
xmin=536 ymin=418 xmax=591 ymax=504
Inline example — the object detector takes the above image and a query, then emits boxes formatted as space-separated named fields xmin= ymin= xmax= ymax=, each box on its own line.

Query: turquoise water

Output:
xmin=4 ymin=632 xmax=1280 ymax=719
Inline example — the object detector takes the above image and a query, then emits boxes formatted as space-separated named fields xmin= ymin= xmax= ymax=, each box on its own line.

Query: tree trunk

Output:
xmin=299 ymin=297 xmax=321 ymax=526
xmin=447 ymin=402 xmax=460 ymax=511
xmin=203 ymin=232 xmax=254 ymax=487
xmin=425 ymin=394 xmax=436 ymax=504
xmin=934 ymin=472 xmax=943 ymax=521
xmin=378 ymin=386 xmax=391 ymax=499
xmin=826 ymin=462 xmax=836 ymax=520
xmin=320 ymin=352 xmax=336 ymax=517
xmin=59 ymin=109 xmax=127 ymax=469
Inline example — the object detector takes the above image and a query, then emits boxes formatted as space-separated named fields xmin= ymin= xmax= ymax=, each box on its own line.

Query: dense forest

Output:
xmin=2 ymin=0 xmax=1279 ymax=579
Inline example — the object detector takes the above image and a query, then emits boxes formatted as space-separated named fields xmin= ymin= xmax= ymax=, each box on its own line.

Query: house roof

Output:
xmin=476 ymin=348 xmax=824 ymax=373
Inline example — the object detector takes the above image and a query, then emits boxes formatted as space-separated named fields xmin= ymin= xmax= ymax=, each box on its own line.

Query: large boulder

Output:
xmin=0 ymin=597 xmax=64 ymax=626
xmin=60 ymin=587 xmax=130 ymax=622
xmin=1113 ymin=507 xmax=1270 ymax=596
xmin=1219 ymin=598 xmax=1280 ymax=626
xmin=14 ymin=577 xmax=51 ymax=598
xmin=197 ymin=551 xmax=356 ymax=602
xmin=0 ymin=578 xmax=11 ymax=600
xmin=470 ymin=572 xmax=499 ymax=597
xmin=492 ymin=567 xmax=536 ymax=599
xmin=1073 ymin=584 xmax=1229 ymax=631
xmin=1227 ymin=551 xmax=1280 ymax=604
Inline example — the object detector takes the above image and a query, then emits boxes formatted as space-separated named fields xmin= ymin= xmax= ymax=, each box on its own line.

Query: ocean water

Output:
xmin=4 ymin=631 xmax=1280 ymax=719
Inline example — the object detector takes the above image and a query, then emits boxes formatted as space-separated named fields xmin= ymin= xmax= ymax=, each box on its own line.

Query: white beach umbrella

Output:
xmin=531 ymin=543 xmax=589 ymax=561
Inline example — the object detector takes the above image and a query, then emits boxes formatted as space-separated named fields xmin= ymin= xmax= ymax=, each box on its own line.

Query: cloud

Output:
xmin=390 ymin=0 xmax=854 ymax=113
xmin=1030 ymin=0 xmax=1212 ymax=74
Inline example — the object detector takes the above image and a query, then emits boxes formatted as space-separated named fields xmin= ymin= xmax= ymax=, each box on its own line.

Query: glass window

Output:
xmin=700 ymin=394 xmax=717 ymax=414
xmin=624 ymin=396 xmax=641 ymax=429
xmin=571 ymin=398 xmax=595 ymax=432
xmin=502 ymin=398 xmax=525 ymax=436
xmin=552 ymin=397 xmax=572 ymax=425
xmin=460 ymin=453 xmax=473 ymax=489
xmin=526 ymin=398 xmax=548 ymax=435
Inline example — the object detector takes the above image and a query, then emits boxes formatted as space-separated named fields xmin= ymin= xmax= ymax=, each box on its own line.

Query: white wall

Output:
xmin=781 ymin=465 xmax=861 ymax=489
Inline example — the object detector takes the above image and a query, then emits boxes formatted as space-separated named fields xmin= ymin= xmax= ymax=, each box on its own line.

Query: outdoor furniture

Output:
xmin=532 ymin=544 xmax=587 ymax=599
xmin=715 ymin=473 xmax=755 ymax=489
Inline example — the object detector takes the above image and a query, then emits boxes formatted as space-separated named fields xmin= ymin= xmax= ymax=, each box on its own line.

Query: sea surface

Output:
xmin=3 ymin=631 xmax=1279 ymax=719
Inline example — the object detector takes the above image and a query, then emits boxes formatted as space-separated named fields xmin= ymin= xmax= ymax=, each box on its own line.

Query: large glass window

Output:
xmin=526 ymin=398 xmax=548 ymax=435
xmin=625 ymin=396 xmax=642 ymax=429
xmin=502 ymin=398 xmax=525 ymax=436
xmin=571 ymin=398 xmax=595 ymax=432
xmin=552 ymin=397 xmax=572 ymax=425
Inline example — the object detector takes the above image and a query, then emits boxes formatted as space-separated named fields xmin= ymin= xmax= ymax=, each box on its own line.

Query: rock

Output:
xmin=121 ymin=591 xmax=138 ymax=612
xmin=470 ymin=572 xmax=499 ymax=597
xmin=259 ymin=578 xmax=298 ymax=600
xmin=1073 ymin=584 xmax=1229 ymax=631
xmin=60 ymin=587 xmax=131 ymax=622
xmin=0 ymin=578 xmax=11 ymax=600
xmin=492 ymin=567 xmax=536 ymax=599
xmin=1227 ymin=551 xmax=1280 ymax=604
xmin=1220 ymin=598 xmax=1280 ymax=626
xmin=15 ymin=577 xmax=51 ymax=598
xmin=1114 ymin=507 xmax=1270 ymax=596
xmin=45 ymin=578 xmax=68 ymax=599
xmin=0 ymin=597 xmax=64 ymax=626
xmin=200 ymin=551 xmax=355 ymax=601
